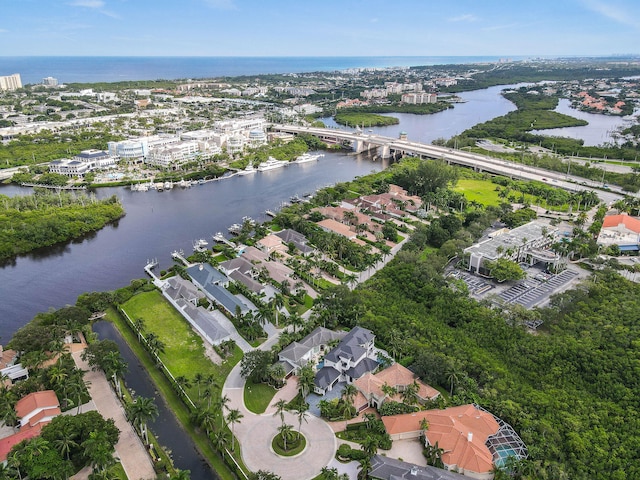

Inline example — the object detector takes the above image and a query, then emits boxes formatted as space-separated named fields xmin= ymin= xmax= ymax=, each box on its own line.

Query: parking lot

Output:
xmin=451 ymin=264 xmax=582 ymax=315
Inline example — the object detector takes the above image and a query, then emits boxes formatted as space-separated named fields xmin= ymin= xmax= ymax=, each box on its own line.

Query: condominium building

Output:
xmin=0 ymin=74 xmax=22 ymax=91
xmin=145 ymin=140 xmax=200 ymax=168
xmin=42 ymin=77 xmax=59 ymax=86
xmin=402 ymin=92 xmax=438 ymax=104
xmin=49 ymin=149 xmax=117 ymax=177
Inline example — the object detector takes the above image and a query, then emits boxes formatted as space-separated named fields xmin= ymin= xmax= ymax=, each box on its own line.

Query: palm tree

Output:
xmin=174 ymin=375 xmax=192 ymax=398
xmin=296 ymin=403 xmax=309 ymax=439
xmin=54 ymin=434 xmax=78 ymax=462
xmin=341 ymin=384 xmax=357 ymax=418
xmin=271 ymin=294 xmax=285 ymax=327
xmin=289 ymin=312 xmax=305 ymax=333
xmin=297 ymin=364 xmax=315 ymax=399
xmin=198 ymin=409 xmax=216 ymax=437
xmin=446 ymin=369 xmax=460 ymax=397
xmin=277 ymin=423 xmax=295 ymax=451
xmin=401 ymin=380 xmax=419 ymax=407
xmin=361 ymin=435 xmax=379 ymax=459
xmin=127 ymin=396 xmax=159 ymax=445
xmin=226 ymin=408 xmax=244 ymax=452
xmin=273 ymin=399 xmax=287 ymax=427
xmin=133 ymin=317 xmax=146 ymax=341
xmin=103 ymin=351 xmax=127 ymax=398
xmin=193 ymin=372 xmax=205 ymax=400
xmin=216 ymin=394 xmax=231 ymax=428
xmin=212 ymin=429 xmax=229 ymax=452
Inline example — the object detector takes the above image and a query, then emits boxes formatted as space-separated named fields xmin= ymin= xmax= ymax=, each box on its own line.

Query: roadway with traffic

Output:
xmin=272 ymin=125 xmax=627 ymax=204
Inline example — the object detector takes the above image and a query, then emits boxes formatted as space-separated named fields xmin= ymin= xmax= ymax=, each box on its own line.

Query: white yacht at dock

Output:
xmin=295 ymin=152 xmax=324 ymax=163
xmin=257 ymin=157 xmax=288 ymax=171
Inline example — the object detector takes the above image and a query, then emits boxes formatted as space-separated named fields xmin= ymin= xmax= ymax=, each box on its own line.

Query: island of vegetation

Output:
xmin=0 ymin=190 xmax=124 ymax=261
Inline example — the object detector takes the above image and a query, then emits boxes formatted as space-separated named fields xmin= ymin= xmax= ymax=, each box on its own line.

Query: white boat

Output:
xmin=296 ymin=153 xmax=324 ymax=163
xmin=257 ymin=157 xmax=288 ymax=172
xmin=242 ymin=216 xmax=256 ymax=225
xmin=228 ymin=223 xmax=242 ymax=235
xmin=193 ymin=239 xmax=209 ymax=252
xmin=237 ymin=164 xmax=257 ymax=175
xmin=164 ymin=181 xmax=174 ymax=190
xmin=178 ymin=179 xmax=191 ymax=188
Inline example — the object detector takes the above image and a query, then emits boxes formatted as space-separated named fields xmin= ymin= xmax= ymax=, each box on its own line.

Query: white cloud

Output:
xmin=202 ymin=0 xmax=236 ymax=9
xmin=448 ymin=14 xmax=478 ymax=22
xmin=581 ymin=0 xmax=640 ymax=29
xmin=69 ymin=0 xmax=105 ymax=7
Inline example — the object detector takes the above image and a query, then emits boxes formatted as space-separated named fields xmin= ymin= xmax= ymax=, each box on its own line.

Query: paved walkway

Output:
xmin=72 ymin=351 xmax=156 ymax=480
xmin=222 ymin=362 xmax=337 ymax=480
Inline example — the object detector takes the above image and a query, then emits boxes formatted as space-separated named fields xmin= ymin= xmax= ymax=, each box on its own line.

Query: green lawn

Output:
xmin=122 ymin=290 xmax=219 ymax=392
xmin=244 ymin=379 xmax=277 ymax=414
xmin=105 ymin=305 xmax=242 ymax=480
xmin=454 ymin=178 xmax=503 ymax=206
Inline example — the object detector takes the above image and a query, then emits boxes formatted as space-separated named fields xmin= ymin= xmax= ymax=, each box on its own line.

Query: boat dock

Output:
xmin=212 ymin=232 xmax=235 ymax=248
xmin=171 ymin=250 xmax=191 ymax=266
xmin=21 ymin=183 xmax=87 ymax=190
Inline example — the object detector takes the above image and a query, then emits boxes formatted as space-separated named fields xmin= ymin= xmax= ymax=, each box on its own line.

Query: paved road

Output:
xmin=72 ymin=351 xmax=156 ymax=480
xmin=222 ymin=362 xmax=337 ymax=480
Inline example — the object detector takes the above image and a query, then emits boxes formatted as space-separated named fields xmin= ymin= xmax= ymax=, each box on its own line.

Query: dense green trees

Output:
xmin=8 ymin=411 xmax=119 ymax=478
xmin=0 ymin=192 xmax=124 ymax=260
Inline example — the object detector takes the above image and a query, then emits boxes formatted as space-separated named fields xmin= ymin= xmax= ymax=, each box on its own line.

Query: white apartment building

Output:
xmin=401 ymin=92 xmax=438 ymax=104
xmin=0 ymin=74 xmax=22 ymax=91
xmin=49 ymin=149 xmax=117 ymax=176
xmin=213 ymin=118 xmax=266 ymax=136
xmin=108 ymin=135 xmax=181 ymax=161
xmin=42 ymin=77 xmax=59 ymax=86
xmin=97 ymin=92 xmax=118 ymax=102
xmin=146 ymin=141 xmax=200 ymax=169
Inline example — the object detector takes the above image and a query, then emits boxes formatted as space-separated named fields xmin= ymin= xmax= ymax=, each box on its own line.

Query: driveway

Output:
xmin=222 ymin=363 xmax=337 ymax=480
xmin=72 ymin=351 xmax=156 ymax=480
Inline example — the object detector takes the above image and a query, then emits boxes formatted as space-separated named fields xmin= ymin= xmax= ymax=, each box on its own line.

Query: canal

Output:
xmin=93 ymin=320 xmax=217 ymax=479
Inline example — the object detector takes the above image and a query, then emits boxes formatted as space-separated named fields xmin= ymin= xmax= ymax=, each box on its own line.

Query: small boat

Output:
xmin=164 ymin=181 xmax=173 ymax=190
xmin=265 ymin=210 xmax=276 ymax=217
xmin=242 ymin=216 xmax=256 ymax=225
xmin=228 ymin=223 xmax=242 ymax=235
xmin=193 ymin=239 xmax=209 ymax=252
xmin=198 ymin=179 xmax=205 ymax=185
xmin=290 ymin=195 xmax=302 ymax=203
xmin=178 ymin=179 xmax=191 ymax=188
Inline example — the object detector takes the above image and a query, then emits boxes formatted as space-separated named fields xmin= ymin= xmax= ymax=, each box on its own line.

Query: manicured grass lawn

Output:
xmin=454 ymin=178 xmax=503 ymax=206
xmin=244 ymin=379 xmax=277 ymax=414
xmin=272 ymin=432 xmax=307 ymax=456
xmin=106 ymin=304 xmax=244 ymax=480
xmin=122 ymin=290 xmax=218 ymax=394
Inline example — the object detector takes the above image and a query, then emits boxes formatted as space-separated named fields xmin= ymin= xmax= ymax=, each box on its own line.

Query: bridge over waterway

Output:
xmin=271 ymin=124 xmax=625 ymax=203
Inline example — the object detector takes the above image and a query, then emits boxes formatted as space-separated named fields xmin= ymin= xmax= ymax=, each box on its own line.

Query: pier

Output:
xmin=171 ymin=250 xmax=192 ymax=266
xmin=212 ymin=232 xmax=235 ymax=248
xmin=21 ymin=182 xmax=87 ymax=190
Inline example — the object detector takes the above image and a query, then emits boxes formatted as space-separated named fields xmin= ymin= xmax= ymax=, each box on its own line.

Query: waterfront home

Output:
xmin=382 ymin=404 xmax=528 ymax=480
xmin=369 ymin=454 xmax=467 ymax=480
xmin=0 ymin=391 xmax=61 ymax=463
xmin=186 ymin=264 xmax=250 ymax=315
xmin=317 ymin=218 xmax=357 ymax=240
xmin=274 ymin=229 xmax=314 ymax=255
xmin=314 ymin=326 xmax=379 ymax=395
xmin=354 ymin=363 xmax=440 ymax=409
xmin=277 ymin=327 xmax=348 ymax=376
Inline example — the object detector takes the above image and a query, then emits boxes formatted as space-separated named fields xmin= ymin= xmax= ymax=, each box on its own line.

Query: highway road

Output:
xmin=272 ymin=125 xmax=626 ymax=204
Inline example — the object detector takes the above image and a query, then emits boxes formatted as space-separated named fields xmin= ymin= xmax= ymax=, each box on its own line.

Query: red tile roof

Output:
xmin=382 ymin=404 xmax=499 ymax=476
xmin=15 ymin=390 xmax=59 ymax=421
xmin=0 ymin=424 xmax=43 ymax=462
xmin=602 ymin=214 xmax=640 ymax=234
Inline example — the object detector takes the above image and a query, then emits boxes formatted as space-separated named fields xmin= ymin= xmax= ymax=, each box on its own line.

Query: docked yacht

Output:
xmin=257 ymin=157 xmax=288 ymax=171
xmin=295 ymin=152 xmax=324 ymax=163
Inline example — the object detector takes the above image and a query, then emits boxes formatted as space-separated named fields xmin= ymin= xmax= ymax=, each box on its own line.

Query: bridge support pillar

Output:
xmin=378 ymin=144 xmax=391 ymax=159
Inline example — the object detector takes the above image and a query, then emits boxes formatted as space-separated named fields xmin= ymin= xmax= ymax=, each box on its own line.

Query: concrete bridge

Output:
xmin=271 ymin=124 xmax=625 ymax=203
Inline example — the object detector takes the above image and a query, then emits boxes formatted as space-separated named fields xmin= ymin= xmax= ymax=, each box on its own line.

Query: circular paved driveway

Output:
xmin=223 ymin=363 xmax=337 ymax=480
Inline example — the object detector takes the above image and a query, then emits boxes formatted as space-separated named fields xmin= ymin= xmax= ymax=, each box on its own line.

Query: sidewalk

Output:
xmin=72 ymin=351 xmax=156 ymax=480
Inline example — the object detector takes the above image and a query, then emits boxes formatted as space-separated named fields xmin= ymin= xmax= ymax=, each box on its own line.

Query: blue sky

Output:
xmin=1 ymin=0 xmax=639 ymax=57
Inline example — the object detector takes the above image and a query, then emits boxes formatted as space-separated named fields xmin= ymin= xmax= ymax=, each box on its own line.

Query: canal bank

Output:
xmin=94 ymin=319 xmax=224 ymax=480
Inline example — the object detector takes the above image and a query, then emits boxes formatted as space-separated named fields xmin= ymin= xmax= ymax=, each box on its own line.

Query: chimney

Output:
xmin=467 ymin=432 xmax=473 ymax=442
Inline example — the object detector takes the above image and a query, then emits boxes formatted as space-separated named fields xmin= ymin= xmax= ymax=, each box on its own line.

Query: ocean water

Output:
xmin=0 ymin=56 xmax=529 ymax=85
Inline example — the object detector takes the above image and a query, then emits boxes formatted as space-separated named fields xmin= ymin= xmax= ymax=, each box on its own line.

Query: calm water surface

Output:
xmin=93 ymin=321 xmax=217 ymax=480
xmin=0 ymin=152 xmax=387 ymax=338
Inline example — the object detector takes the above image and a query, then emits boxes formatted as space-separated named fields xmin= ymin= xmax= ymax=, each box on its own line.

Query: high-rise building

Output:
xmin=42 ymin=77 xmax=59 ymax=86
xmin=0 ymin=74 xmax=22 ymax=91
